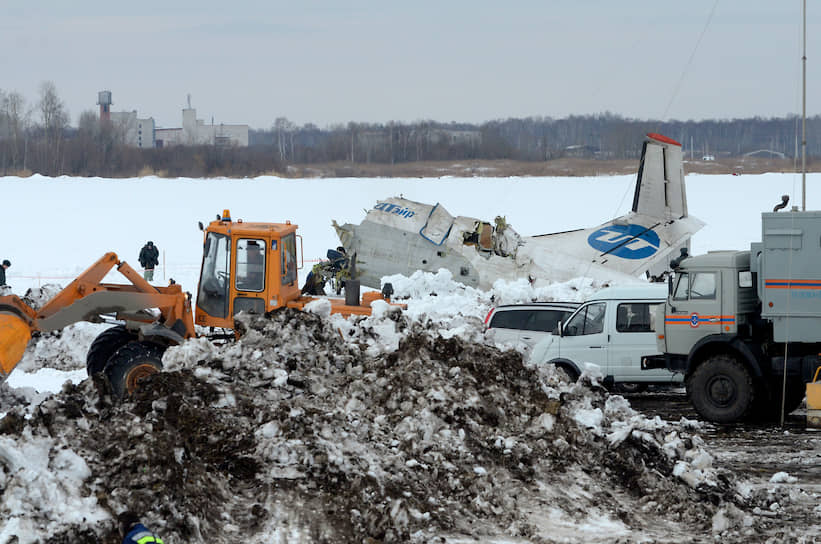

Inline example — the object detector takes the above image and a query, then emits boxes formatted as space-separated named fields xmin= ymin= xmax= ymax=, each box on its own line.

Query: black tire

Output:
xmin=555 ymin=363 xmax=580 ymax=383
xmin=687 ymin=354 xmax=755 ymax=423
xmin=86 ymin=325 xmax=135 ymax=376
xmin=104 ymin=341 xmax=165 ymax=398
xmin=752 ymin=378 xmax=806 ymax=420
xmin=615 ymin=383 xmax=648 ymax=394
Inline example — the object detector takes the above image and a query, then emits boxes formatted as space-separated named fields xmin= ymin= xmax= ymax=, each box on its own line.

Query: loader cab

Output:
xmin=195 ymin=210 xmax=301 ymax=329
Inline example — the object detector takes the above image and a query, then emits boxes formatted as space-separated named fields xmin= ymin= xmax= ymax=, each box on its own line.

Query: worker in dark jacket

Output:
xmin=138 ymin=241 xmax=159 ymax=281
xmin=118 ymin=511 xmax=164 ymax=544
xmin=0 ymin=259 xmax=10 ymax=286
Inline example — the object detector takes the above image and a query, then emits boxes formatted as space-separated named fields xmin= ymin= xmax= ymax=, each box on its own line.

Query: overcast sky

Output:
xmin=1 ymin=1 xmax=817 ymax=129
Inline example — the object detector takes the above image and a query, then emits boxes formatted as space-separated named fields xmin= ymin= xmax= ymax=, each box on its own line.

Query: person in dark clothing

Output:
xmin=118 ymin=511 xmax=164 ymax=544
xmin=0 ymin=259 xmax=10 ymax=286
xmin=138 ymin=241 xmax=159 ymax=281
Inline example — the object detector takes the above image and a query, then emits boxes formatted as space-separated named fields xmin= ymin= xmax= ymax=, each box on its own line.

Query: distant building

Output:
xmin=97 ymin=91 xmax=249 ymax=148
xmin=109 ymin=110 xmax=156 ymax=149
xmin=154 ymin=107 xmax=249 ymax=148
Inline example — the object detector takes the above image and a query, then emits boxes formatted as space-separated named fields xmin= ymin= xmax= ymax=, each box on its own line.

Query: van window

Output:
xmin=489 ymin=310 xmax=529 ymax=330
xmin=564 ymin=302 xmax=606 ymax=336
xmin=616 ymin=303 xmax=660 ymax=333
xmin=523 ymin=309 xmax=573 ymax=332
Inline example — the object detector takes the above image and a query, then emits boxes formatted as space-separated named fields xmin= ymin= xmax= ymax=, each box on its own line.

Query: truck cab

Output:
xmin=658 ymin=250 xmax=757 ymax=370
xmin=650 ymin=209 xmax=821 ymax=422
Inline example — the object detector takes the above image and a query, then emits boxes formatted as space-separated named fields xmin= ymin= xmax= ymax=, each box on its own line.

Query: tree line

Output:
xmin=1 ymin=82 xmax=819 ymax=178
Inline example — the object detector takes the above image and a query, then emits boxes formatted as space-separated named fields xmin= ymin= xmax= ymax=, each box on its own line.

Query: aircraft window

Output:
xmin=564 ymin=302 xmax=606 ymax=336
xmin=615 ymin=303 xmax=659 ymax=333
xmin=236 ymin=238 xmax=265 ymax=292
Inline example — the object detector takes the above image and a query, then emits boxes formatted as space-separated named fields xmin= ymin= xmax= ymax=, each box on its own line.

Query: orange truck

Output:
xmin=0 ymin=210 xmax=399 ymax=396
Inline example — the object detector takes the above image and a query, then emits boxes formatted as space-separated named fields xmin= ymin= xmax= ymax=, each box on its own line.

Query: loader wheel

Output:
xmin=104 ymin=341 xmax=165 ymax=398
xmin=687 ymin=354 xmax=755 ymax=423
xmin=86 ymin=325 xmax=135 ymax=376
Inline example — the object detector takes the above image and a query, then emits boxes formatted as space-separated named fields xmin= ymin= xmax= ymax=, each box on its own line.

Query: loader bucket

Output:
xmin=0 ymin=313 xmax=32 ymax=376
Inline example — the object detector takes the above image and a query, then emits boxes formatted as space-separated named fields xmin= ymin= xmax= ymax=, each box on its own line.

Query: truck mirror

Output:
xmin=667 ymin=274 xmax=673 ymax=296
xmin=553 ymin=322 xmax=563 ymax=337
xmin=198 ymin=221 xmax=204 ymax=231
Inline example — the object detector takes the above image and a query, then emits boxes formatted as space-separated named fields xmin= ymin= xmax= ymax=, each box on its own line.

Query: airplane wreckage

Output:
xmin=331 ymin=133 xmax=704 ymax=291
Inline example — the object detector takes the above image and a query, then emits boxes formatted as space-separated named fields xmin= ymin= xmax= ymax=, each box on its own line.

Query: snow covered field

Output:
xmin=1 ymin=170 xmax=820 ymax=543
xmin=1 ymin=170 xmax=814 ymax=293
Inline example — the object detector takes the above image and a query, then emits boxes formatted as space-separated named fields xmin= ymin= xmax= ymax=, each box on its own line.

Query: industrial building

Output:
xmin=97 ymin=91 xmax=249 ymax=148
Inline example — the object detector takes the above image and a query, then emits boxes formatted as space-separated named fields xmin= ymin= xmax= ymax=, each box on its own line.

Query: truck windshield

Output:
xmin=673 ymin=271 xmax=716 ymax=300
xmin=197 ymin=232 xmax=231 ymax=318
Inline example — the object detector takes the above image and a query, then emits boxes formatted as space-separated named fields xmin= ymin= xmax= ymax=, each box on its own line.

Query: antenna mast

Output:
xmin=802 ymin=0 xmax=807 ymax=210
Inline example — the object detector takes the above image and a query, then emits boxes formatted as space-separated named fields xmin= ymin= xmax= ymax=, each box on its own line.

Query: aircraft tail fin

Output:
xmin=632 ymin=133 xmax=688 ymax=220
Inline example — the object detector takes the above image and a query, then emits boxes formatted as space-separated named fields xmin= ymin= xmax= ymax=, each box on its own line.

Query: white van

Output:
xmin=529 ymin=285 xmax=682 ymax=390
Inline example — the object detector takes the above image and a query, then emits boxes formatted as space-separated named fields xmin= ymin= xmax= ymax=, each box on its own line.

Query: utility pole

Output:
xmin=802 ymin=0 xmax=807 ymax=210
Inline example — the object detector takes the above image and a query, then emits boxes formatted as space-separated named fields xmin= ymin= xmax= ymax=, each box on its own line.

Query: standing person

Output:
xmin=138 ymin=241 xmax=159 ymax=281
xmin=0 ymin=259 xmax=10 ymax=286
xmin=118 ymin=511 xmax=164 ymax=543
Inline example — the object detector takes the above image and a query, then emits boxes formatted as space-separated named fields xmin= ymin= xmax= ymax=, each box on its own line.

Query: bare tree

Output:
xmin=37 ymin=81 xmax=69 ymax=174
xmin=0 ymin=90 xmax=31 ymax=172
xmin=273 ymin=117 xmax=294 ymax=162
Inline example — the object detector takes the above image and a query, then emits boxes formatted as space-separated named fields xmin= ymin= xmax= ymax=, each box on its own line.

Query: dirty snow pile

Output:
xmin=0 ymin=273 xmax=800 ymax=543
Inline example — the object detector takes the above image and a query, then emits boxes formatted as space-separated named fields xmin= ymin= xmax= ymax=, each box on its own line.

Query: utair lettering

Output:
xmin=586 ymin=224 xmax=660 ymax=260
xmin=374 ymin=202 xmax=416 ymax=219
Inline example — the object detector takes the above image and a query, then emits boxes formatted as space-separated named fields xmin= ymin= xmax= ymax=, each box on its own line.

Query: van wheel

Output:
xmin=86 ymin=325 xmax=135 ymax=376
xmin=104 ymin=342 xmax=165 ymax=398
xmin=687 ymin=354 xmax=755 ymax=423
xmin=555 ymin=363 xmax=580 ymax=383
xmin=615 ymin=383 xmax=648 ymax=394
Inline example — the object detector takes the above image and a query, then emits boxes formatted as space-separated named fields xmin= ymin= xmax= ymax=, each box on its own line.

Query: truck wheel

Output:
xmin=86 ymin=325 xmax=135 ymax=376
xmin=687 ymin=354 xmax=755 ymax=423
xmin=104 ymin=341 xmax=165 ymax=398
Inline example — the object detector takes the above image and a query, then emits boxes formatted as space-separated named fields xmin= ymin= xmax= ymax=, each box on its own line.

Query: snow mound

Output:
xmin=0 ymin=308 xmax=777 ymax=542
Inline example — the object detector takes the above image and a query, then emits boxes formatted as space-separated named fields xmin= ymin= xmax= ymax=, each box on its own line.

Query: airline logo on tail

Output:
xmin=587 ymin=224 xmax=660 ymax=260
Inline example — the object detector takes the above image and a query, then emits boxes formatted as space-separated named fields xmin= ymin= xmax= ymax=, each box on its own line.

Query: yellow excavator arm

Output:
xmin=0 ymin=253 xmax=195 ymax=379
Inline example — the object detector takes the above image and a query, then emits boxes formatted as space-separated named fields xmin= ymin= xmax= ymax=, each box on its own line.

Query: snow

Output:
xmin=0 ymin=171 xmax=817 ymax=542
xmin=1 ymin=171 xmax=814 ymax=295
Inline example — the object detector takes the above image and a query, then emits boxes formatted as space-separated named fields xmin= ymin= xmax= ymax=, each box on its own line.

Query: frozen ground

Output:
xmin=1 ymin=171 xmax=820 ymax=542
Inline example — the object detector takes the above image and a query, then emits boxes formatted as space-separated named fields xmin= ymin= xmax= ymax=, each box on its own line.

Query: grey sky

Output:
xmin=1 ymin=1 xmax=817 ymax=129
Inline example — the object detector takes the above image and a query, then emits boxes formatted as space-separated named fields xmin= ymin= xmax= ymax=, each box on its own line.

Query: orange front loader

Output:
xmin=0 ymin=210 xmax=400 ymax=396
